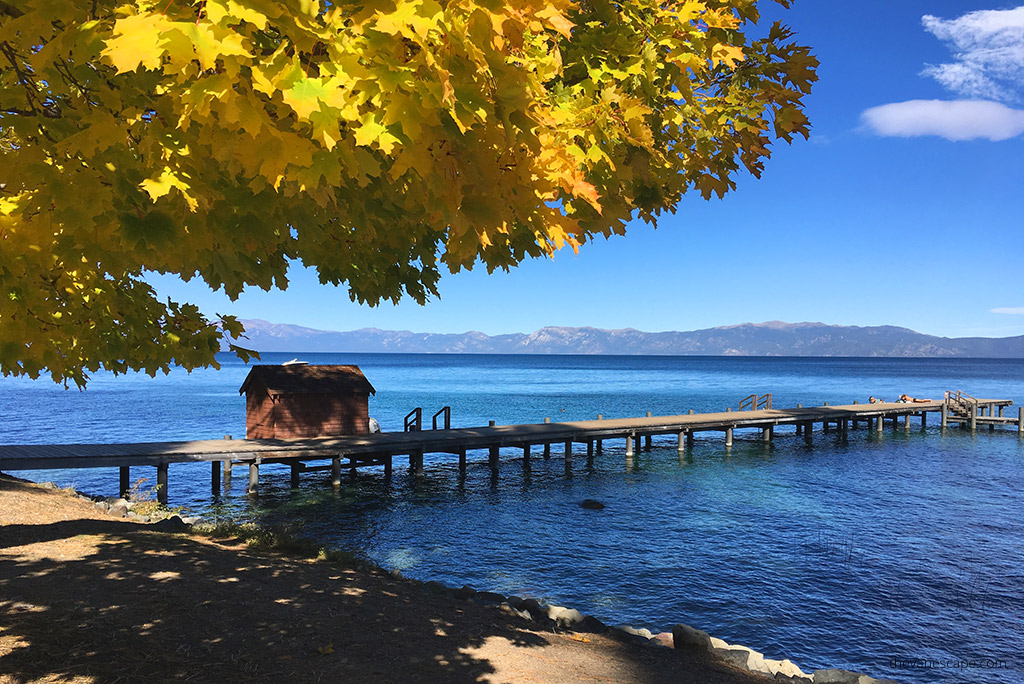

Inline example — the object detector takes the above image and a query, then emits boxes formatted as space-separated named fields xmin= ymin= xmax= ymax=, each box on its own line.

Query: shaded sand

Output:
xmin=0 ymin=474 xmax=769 ymax=683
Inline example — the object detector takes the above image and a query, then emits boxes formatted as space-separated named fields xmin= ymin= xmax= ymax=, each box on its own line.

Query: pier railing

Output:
xmin=432 ymin=406 xmax=451 ymax=430
xmin=946 ymin=390 xmax=977 ymax=417
xmin=404 ymin=407 xmax=423 ymax=432
xmin=739 ymin=394 xmax=772 ymax=411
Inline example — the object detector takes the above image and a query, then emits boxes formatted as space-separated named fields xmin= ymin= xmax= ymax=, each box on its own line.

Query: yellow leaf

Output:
xmin=101 ymin=13 xmax=169 ymax=73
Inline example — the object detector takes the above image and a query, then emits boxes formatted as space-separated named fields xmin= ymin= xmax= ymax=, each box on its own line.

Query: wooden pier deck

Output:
xmin=1 ymin=397 xmax=1019 ymax=504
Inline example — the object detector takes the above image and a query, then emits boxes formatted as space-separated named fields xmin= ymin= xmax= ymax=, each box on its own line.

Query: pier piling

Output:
xmin=247 ymin=461 xmax=258 ymax=496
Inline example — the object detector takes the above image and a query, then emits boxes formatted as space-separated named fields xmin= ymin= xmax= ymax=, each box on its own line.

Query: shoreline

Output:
xmin=1 ymin=472 xmax=899 ymax=684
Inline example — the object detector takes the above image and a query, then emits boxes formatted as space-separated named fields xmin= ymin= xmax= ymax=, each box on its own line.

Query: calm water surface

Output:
xmin=2 ymin=354 xmax=1022 ymax=683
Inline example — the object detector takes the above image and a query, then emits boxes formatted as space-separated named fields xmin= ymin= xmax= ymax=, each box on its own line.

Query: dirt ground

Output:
xmin=0 ymin=473 xmax=771 ymax=683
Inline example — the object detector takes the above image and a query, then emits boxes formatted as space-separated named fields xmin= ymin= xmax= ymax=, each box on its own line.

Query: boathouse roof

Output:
xmin=239 ymin=364 xmax=376 ymax=397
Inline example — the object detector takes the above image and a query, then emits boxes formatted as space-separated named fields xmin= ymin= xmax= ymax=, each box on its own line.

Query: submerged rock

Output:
xmin=580 ymin=499 xmax=605 ymax=510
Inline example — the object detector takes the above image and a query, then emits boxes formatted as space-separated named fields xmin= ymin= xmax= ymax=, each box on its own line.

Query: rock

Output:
xmin=388 ymin=569 xmax=403 ymax=580
xmin=109 ymin=503 xmax=129 ymax=518
xmin=574 ymin=615 xmax=608 ymax=634
xmin=580 ymin=499 xmax=605 ymax=510
xmin=714 ymin=647 xmax=754 ymax=670
xmin=616 ymin=625 xmax=654 ymax=640
xmin=813 ymin=669 xmax=866 ymax=684
xmin=498 ymin=603 xmax=533 ymax=621
xmin=505 ymin=595 xmax=526 ymax=610
xmin=149 ymin=515 xmax=190 ymax=533
xmin=520 ymin=598 xmax=547 ymax=621
xmin=40 ymin=482 xmax=57 ymax=490
xmin=105 ymin=497 xmax=129 ymax=508
xmin=672 ymin=623 xmax=712 ymax=651
xmin=455 ymin=585 xmax=477 ymax=600
xmin=653 ymin=632 xmax=674 ymax=648
xmin=93 ymin=501 xmax=110 ymax=512
xmin=423 ymin=580 xmax=449 ymax=595
xmin=181 ymin=516 xmax=202 ymax=525
xmin=475 ymin=591 xmax=506 ymax=604
xmin=709 ymin=636 xmax=729 ymax=649
xmin=548 ymin=606 xmax=585 ymax=629
xmin=767 ymin=658 xmax=811 ymax=680
xmin=609 ymin=626 xmax=653 ymax=647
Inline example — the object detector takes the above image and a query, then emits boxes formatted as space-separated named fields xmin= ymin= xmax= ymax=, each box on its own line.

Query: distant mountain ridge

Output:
xmin=232 ymin=319 xmax=1024 ymax=358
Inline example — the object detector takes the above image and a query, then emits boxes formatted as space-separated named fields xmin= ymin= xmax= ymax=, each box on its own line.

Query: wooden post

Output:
xmin=332 ymin=456 xmax=342 ymax=486
xmin=804 ymin=421 xmax=812 ymax=445
xmin=725 ymin=427 xmax=733 ymax=448
xmin=823 ymin=420 xmax=830 ymax=434
xmin=797 ymin=404 xmax=802 ymax=409
xmin=876 ymin=414 xmax=884 ymax=434
xmin=157 ymin=463 xmax=168 ymax=504
xmin=290 ymin=462 xmax=301 ymax=489
xmin=970 ymin=404 xmax=977 ymax=432
xmin=686 ymin=431 xmax=694 ymax=448
xmin=523 ymin=445 xmax=531 ymax=467
xmin=349 ymin=457 xmax=357 ymax=478
xmin=1018 ymin=407 xmax=1023 ymax=435
xmin=625 ymin=435 xmax=634 ymax=458
xmin=998 ymin=405 xmax=1004 ymax=417
xmin=677 ymin=431 xmax=685 ymax=452
xmin=989 ymin=405 xmax=995 ymax=431
xmin=564 ymin=440 xmax=572 ymax=471
xmin=209 ymin=461 xmax=219 ymax=494
xmin=222 ymin=435 xmax=232 ymax=485
xmin=489 ymin=445 xmax=500 ymax=472
xmin=586 ymin=440 xmax=594 ymax=459
xmin=596 ymin=414 xmax=603 ymax=454
xmin=120 ymin=466 xmax=130 ymax=499
xmin=385 ymin=454 xmax=393 ymax=479
xmin=247 ymin=461 xmax=258 ymax=496
xmin=941 ymin=403 xmax=948 ymax=429
xmin=644 ymin=413 xmax=652 ymax=450
xmin=543 ymin=443 xmax=550 ymax=458
xmin=762 ymin=426 xmax=772 ymax=443
xmin=689 ymin=409 xmax=695 ymax=415
xmin=904 ymin=413 xmax=911 ymax=432
xmin=921 ymin=412 xmax=927 ymax=428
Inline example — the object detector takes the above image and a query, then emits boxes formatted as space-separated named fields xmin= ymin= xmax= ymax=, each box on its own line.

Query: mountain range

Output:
xmin=231 ymin=319 xmax=1024 ymax=358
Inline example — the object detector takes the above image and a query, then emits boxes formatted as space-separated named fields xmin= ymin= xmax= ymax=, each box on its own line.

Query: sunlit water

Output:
xmin=2 ymin=354 xmax=1022 ymax=683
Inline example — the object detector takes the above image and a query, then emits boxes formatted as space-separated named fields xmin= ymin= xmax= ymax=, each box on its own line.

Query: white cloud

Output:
xmin=861 ymin=99 xmax=1024 ymax=141
xmin=922 ymin=6 xmax=1024 ymax=102
xmin=992 ymin=306 xmax=1024 ymax=315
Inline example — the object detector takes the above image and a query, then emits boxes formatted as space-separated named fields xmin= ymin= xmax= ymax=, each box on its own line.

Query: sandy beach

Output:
xmin=0 ymin=474 xmax=770 ymax=683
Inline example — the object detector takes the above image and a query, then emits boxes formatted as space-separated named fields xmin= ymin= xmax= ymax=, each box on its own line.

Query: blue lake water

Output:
xmin=2 ymin=353 xmax=1022 ymax=683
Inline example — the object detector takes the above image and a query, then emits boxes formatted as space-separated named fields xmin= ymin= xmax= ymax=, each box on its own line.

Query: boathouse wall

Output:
xmin=240 ymin=365 xmax=375 ymax=439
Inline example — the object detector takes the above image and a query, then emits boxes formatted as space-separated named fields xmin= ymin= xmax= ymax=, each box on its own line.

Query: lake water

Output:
xmin=2 ymin=354 xmax=1022 ymax=683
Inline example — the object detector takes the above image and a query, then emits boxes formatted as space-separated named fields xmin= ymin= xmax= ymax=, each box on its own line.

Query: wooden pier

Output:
xmin=0 ymin=394 xmax=1018 ymax=504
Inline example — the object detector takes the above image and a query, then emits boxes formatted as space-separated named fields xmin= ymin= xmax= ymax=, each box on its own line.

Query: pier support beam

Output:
xmin=586 ymin=441 xmax=594 ymax=459
xmin=331 ymin=457 xmax=342 ymax=486
xmin=247 ymin=461 xmax=258 ymax=496
xmin=677 ymin=432 xmax=685 ymax=452
xmin=411 ymin=451 xmax=424 ymax=477
xmin=290 ymin=462 xmax=301 ymax=489
xmin=522 ymin=445 xmax=530 ymax=468
xmin=970 ymin=407 xmax=977 ymax=433
xmin=157 ymin=463 xmax=168 ymax=504
xmin=385 ymin=454 xmax=393 ymax=479
xmin=762 ymin=427 xmax=772 ymax=443
xmin=120 ymin=466 xmax=130 ymax=499
xmin=210 ymin=461 xmax=220 ymax=494
xmin=941 ymin=403 xmax=948 ymax=429
xmin=725 ymin=427 xmax=733 ymax=448
xmin=223 ymin=459 xmax=232 ymax=485
xmin=804 ymin=422 xmax=813 ymax=445
xmin=543 ymin=443 xmax=550 ymax=459
xmin=686 ymin=431 xmax=694 ymax=448
xmin=876 ymin=414 xmax=884 ymax=434
xmin=489 ymin=445 xmax=500 ymax=472
xmin=625 ymin=435 xmax=634 ymax=458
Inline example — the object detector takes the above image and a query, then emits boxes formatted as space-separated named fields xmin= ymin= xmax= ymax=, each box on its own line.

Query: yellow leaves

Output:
xmin=353 ymin=114 xmax=400 ymax=154
xmin=100 ymin=13 xmax=168 ymax=72
xmin=534 ymin=6 xmax=575 ymax=39
xmin=205 ymin=0 xmax=269 ymax=30
xmin=373 ymin=0 xmax=444 ymax=41
xmin=711 ymin=43 xmax=746 ymax=69
xmin=140 ymin=168 xmax=199 ymax=212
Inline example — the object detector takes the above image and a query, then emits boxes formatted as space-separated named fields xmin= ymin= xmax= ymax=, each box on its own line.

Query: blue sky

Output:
xmin=149 ymin=1 xmax=1024 ymax=339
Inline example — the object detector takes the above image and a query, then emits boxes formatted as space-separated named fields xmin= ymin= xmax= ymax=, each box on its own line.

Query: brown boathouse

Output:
xmin=239 ymin=364 xmax=376 ymax=439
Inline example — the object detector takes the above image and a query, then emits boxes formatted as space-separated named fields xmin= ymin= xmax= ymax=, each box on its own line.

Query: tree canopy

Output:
xmin=0 ymin=0 xmax=817 ymax=387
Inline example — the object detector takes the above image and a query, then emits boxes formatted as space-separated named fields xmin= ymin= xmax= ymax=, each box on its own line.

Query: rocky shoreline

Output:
xmin=24 ymin=476 xmax=899 ymax=684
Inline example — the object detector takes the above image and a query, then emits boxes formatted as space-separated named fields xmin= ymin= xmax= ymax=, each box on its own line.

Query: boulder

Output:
xmin=768 ymin=658 xmax=811 ymax=680
xmin=616 ymin=625 xmax=654 ymax=640
xmin=672 ymin=623 xmax=712 ymax=651
xmin=475 ymin=591 xmax=507 ymax=604
xmin=547 ymin=606 xmax=585 ymax=629
xmin=652 ymin=632 xmax=674 ymax=648
xmin=93 ymin=501 xmax=110 ymax=513
xmin=109 ymin=503 xmax=129 ymax=518
xmin=454 ymin=585 xmax=477 ymax=600
xmin=498 ymin=603 xmax=533 ymax=621
xmin=505 ymin=595 xmax=526 ymax=610
xmin=423 ymin=580 xmax=449 ymax=596
xmin=574 ymin=615 xmax=608 ymax=634
xmin=580 ymin=499 xmax=605 ymax=510
xmin=149 ymin=515 xmax=190 ymax=533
